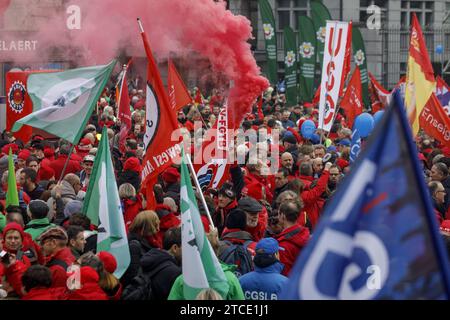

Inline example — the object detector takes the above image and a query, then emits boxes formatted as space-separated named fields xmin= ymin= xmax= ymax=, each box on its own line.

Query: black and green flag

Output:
xmin=298 ymin=16 xmax=317 ymax=102
xmin=258 ymin=0 xmax=278 ymax=85
xmin=284 ymin=26 xmax=298 ymax=106
xmin=352 ymin=26 xmax=371 ymax=109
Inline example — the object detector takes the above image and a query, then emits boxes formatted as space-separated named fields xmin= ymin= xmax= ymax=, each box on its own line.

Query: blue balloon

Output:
xmin=353 ymin=113 xmax=374 ymax=138
xmin=436 ymin=44 xmax=444 ymax=54
xmin=301 ymin=120 xmax=316 ymax=139
xmin=373 ymin=110 xmax=385 ymax=126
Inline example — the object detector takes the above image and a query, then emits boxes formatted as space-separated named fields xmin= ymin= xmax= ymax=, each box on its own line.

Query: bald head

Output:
xmin=281 ymin=152 xmax=294 ymax=171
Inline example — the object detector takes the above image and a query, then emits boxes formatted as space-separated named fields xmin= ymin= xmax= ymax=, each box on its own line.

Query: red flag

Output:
xmin=117 ymin=59 xmax=132 ymax=129
xmin=312 ymin=86 xmax=321 ymax=105
xmin=194 ymin=88 xmax=203 ymax=105
xmin=117 ymin=60 xmax=133 ymax=155
xmin=256 ymin=94 xmax=264 ymax=121
xmin=340 ymin=21 xmax=353 ymax=96
xmin=368 ymin=72 xmax=392 ymax=113
xmin=138 ymin=19 xmax=181 ymax=209
xmin=340 ymin=68 xmax=363 ymax=129
xmin=167 ymin=59 xmax=192 ymax=111
xmin=419 ymin=93 xmax=450 ymax=148
xmin=193 ymin=102 xmax=231 ymax=191
xmin=436 ymin=76 xmax=450 ymax=95
xmin=6 ymin=70 xmax=56 ymax=143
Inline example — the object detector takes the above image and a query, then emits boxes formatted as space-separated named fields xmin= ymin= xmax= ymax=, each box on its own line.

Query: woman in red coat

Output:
xmin=119 ymin=183 xmax=144 ymax=232
xmin=67 ymin=266 xmax=108 ymax=300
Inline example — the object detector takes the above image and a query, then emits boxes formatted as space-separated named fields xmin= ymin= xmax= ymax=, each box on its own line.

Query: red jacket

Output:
xmin=3 ymin=259 xmax=30 ymax=296
xmin=45 ymin=247 xmax=76 ymax=288
xmin=49 ymin=155 xmax=81 ymax=179
xmin=301 ymin=171 xmax=330 ymax=229
xmin=67 ymin=267 xmax=108 ymax=301
xmin=155 ymin=204 xmax=181 ymax=244
xmin=244 ymin=172 xmax=273 ymax=204
xmin=123 ymin=196 xmax=144 ymax=232
xmin=298 ymin=175 xmax=314 ymax=190
xmin=275 ymin=224 xmax=310 ymax=276
xmin=213 ymin=199 xmax=238 ymax=235
xmin=22 ymin=287 xmax=67 ymax=300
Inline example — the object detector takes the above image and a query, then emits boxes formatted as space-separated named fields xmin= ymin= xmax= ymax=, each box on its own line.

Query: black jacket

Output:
xmin=140 ymin=248 xmax=181 ymax=300
xmin=118 ymin=170 xmax=141 ymax=193
xmin=164 ymin=183 xmax=180 ymax=207
xmin=272 ymin=183 xmax=289 ymax=207
xmin=121 ymin=233 xmax=157 ymax=288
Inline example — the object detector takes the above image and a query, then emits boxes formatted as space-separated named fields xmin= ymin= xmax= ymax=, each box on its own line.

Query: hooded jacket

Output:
xmin=67 ymin=267 xmax=108 ymax=300
xmin=167 ymin=263 xmax=244 ymax=300
xmin=49 ymin=154 xmax=81 ymax=179
xmin=238 ymin=261 xmax=288 ymax=300
xmin=45 ymin=247 xmax=76 ymax=288
xmin=275 ymin=225 xmax=310 ymax=276
xmin=140 ymin=248 xmax=181 ymax=300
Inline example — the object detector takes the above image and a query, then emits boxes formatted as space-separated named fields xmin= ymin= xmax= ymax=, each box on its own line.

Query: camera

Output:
xmin=0 ymin=250 xmax=10 ymax=264
xmin=322 ymin=152 xmax=337 ymax=164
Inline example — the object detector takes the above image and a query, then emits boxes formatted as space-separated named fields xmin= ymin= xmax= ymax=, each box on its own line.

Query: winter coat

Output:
xmin=49 ymin=154 xmax=81 ymax=179
xmin=238 ymin=261 xmax=288 ymax=300
xmin=2 ymin=258 xmax=30 ymax=296
xmin=122 ymin=195 xmax=144 ymax=232
xmin=155 ymin=204 xmax=180 ymax=244
xmin=118 ymin=170 xmax=141 ymax=193
xmin=168 ymin=263 xmax=245 ymax=300
xmin=164 ymin=183 xmax=180 ymax=208
xmin=67 ymin=268 xmax=108 ymax=300
xmin=301 ymin=171 xmax=330 ymax=229
xmin=140 ymin=248 xmax=181 ymax=300
xmin=24 ymin=184 xmax=44 ymax=201
xmin=275 ymin=224 xmax=310 ymax=276
xmin=24 ymin=218 xmax=57 ymax=241
xmin=45 ymin=247 xmax=76 ymax=288
xmin=121 ymin=232 xmax=159 ymax=288
xmin=22 ymin=287 xmax=67 ymax=300
xmin=213 ymin=199 xmax=238 ymax=237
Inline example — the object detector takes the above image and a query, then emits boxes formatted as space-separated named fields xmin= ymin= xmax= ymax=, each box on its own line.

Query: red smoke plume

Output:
xmin=2 ymin=0 xmax=268 ymax=127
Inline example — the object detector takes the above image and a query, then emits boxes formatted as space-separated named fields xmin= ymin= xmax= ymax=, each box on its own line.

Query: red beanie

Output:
xmin=3 ymin=222 xmax=25 ymax=240
xmin=242 ymin=183 xmax=264 ymax=201
xmin=18 ymin=149 xmax=31 ymax=161
xmin=80 ymin=266 xmax=99 ymax=284
xmin=39 ymin=165 xmax=55 ymax=180
xmin=162 ymin=167 xmax=180 ymax=184
xmin=97 ymin=251 xmax=117 ymax=274
xmin=2 ymin=143 xmax=19 ymax=155
xmin=123 ymin=157 xmax=141 ymax=173
xmin=43 ymin=147 xmax=55 ymax=158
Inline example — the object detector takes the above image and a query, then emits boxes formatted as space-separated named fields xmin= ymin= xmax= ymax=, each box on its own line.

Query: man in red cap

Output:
xmin=118 ymin=156 xmax=141 ymax=193
xmin=17 ymin=149 xmax=30 ymax=170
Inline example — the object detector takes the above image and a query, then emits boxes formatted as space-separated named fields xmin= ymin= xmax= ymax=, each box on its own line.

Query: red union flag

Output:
xmin=193 ymin=103 xmax=231 ymax=191
xmin=167 ymin=59 xmax=192 ymax=111
xmin=340 ymin=68 xmax=362 ymax=129
xmin=368 ymin=72 xmax=392 ymax=113
xmin=318 ymin=21 xmax=351 ymax=132
xmin=138 ymin=20 xmax=181 ymax=208
xmin=419 ymin=93 xmax=450 ymax=147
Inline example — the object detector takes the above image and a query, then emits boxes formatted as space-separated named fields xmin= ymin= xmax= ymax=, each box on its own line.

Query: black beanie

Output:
xmin=225 ymin=209 xmax=247 ymax=230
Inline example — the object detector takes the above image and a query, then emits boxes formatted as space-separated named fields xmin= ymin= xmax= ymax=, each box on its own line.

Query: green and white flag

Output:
xmin=311 ymin=0 xmax=331 ymax=91
xmin=6 ymin=148 xmax=19 ymax=208
xmin=258 ymin=0 xmax=278 ymax=85
xmin=180 ymin=148 xmax=229 ymax=299
xmin=82 ymin=126 xmax=130 ymax=278
xmin=12 ymin=60 xmax=116 ymax=145
xmin=284 ymin=26 xmax=298 ymax=106
xmin=298 ymin=16 xmax=317 ymax=102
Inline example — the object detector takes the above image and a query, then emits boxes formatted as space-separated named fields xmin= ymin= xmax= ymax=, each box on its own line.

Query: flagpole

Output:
xmin=58 ymin=144 xmax=76 ymax=182
xmin=183 ymin=150 xmax=215 ymax=229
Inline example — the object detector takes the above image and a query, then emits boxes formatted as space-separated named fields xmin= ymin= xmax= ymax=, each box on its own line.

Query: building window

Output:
xmin=359 ymin=0 xmax=388 ymax=27
xmin=276 ymin=0 xmax=310 ymax=31
xmin=400 ymin=1 xmax=434 ymax=28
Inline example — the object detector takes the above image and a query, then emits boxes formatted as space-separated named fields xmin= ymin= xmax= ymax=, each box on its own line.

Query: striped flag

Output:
xmin=82 ymin=126 xmax=130 ymax=278
xmin=179 ymin=147 xmax=229 ymax=299
xmin=405 ymin=13 xmax=436 ymax=136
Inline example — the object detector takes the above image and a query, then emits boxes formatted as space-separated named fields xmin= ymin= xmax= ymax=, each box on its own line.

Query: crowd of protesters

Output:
xmin=0 ymin=75 xmax=450 ymax=301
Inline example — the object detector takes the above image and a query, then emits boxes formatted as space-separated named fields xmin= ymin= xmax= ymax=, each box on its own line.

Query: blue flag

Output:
xmin=280 ymin=90 xmax=450 ymax=300
xmin=349 ymin=129 xmax=361 ymax=164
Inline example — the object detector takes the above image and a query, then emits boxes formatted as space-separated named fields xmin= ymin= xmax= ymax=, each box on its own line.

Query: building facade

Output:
xmin=229 ymin=0 xmax=450 ymax=89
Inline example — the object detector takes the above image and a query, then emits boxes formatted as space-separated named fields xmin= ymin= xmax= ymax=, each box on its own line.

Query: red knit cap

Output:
xmin=43 ymin=147 xmax=55 ymax=158
xmin=18 ymin=149 xmax=31 ymax=161
xmin=161 ymin=167 xmax=180 ymax=184
xmin=97 ymin=251 xmax=117 ymax=274
xmin=3 ymin=222 xmax=25 ymax=240
xmin=123 ymin=157 xmax=141 ymax=173
xmin=80 ymin=266 xmax=99 ymax=284
xmin=2 ymin=144 xmax=19 ymax=155
xmin=39 ymin=165 xmax=55 ymax=180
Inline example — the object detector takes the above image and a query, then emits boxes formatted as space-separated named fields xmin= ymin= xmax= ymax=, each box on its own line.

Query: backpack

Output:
xmin=219 ymin=240 xmax=254 ymax=277
xmin=121 ymin=260 xmax=172 ymax=300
